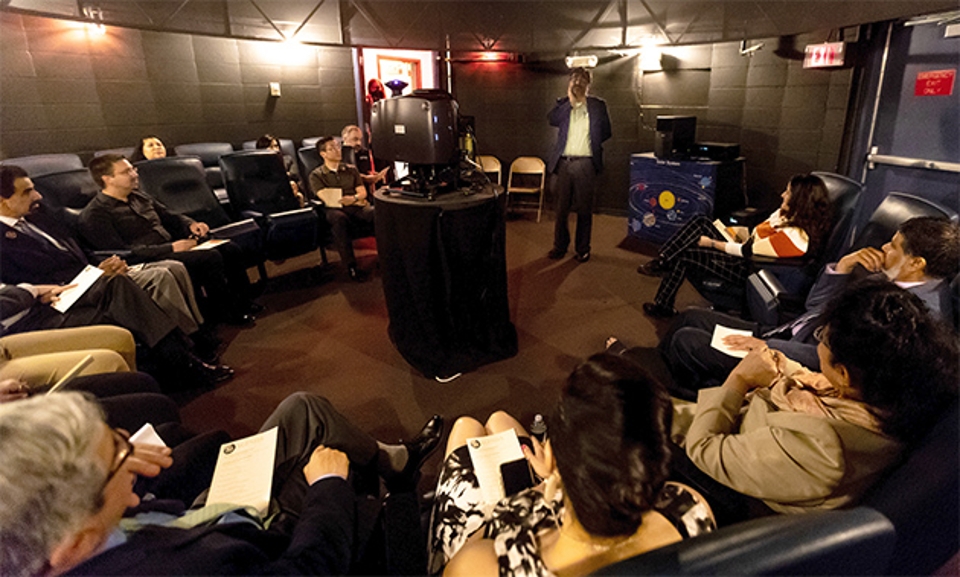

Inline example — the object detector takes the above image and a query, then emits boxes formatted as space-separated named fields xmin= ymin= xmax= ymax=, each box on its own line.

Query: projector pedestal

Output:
xmin=375 ymin=185 xmax=517 ymax=379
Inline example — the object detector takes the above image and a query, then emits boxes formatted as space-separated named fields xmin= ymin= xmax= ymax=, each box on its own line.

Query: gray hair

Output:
xmin=0 ymin=392 xmax=107 ymax=576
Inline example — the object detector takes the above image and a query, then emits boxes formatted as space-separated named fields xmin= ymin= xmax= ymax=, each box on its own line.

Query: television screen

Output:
xmin=371 ymin=90 xmax=459 ymax=166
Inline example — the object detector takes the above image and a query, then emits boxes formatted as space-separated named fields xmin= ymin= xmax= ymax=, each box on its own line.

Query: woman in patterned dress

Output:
xmin=428 ymin=353 xmax=716 ymax=577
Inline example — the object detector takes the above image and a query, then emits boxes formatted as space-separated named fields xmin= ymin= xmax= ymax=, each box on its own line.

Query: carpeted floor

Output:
xmin=177 ymin=212 xmax=710 ymax=487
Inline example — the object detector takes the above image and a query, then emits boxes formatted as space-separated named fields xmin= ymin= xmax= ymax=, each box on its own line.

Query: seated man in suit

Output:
xmin=0 ymin=391 xmax=442 ymax=576
xmin=660 ymin=216 xmax=960 ymax=394
xmin=309 ymin=136 xmax=376 ymax=282
xmin=80 ymin=154 xmax=256 ymax=326
xmin=0 ymin=165 xmax=215 ymax=354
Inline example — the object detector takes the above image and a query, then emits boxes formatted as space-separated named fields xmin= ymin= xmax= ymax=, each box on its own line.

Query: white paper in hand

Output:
xmin=206 ymin=427 xmax=278 ymax=517
xmin=466 ymin=428 xmax=525 ymax=507
xmin=52 ymin=265 xmax=103 ymax=313
xmin=130 ymin=423 xmax=167 ymax=447
xmin=711 ymin=324 xmax=755 ymax=358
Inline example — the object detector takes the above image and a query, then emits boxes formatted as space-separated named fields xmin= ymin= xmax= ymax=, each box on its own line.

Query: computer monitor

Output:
xmin=654 ymin=115 xmax=697 ymax=160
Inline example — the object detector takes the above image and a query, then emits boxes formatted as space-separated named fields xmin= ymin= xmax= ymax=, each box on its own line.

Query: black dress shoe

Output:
xmin=637 ymin=258 xmax=668 ymax=277
xmin=247 ymin=301 xmax=265 ymax=314
xmin=188 ymin=355 xmax=235 ymax=386
xmin=574 ymin=252 xmax=590 ymax=263
xmin=547 ymin=248 xmax=566 ymax=260
xmin=401 ymin=415 xmax=444 ymax=478
xmin=348 ymin=265 xmax=369 ymax=282
xmin=643 ymin=302 xmax=678 ymax=319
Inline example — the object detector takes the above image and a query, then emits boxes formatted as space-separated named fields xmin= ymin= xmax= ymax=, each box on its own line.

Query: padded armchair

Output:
xmin=848 ymin=191 xmax=958 ymax=251
xmin=93 ymin=147 xmax=136 ymax=159
xmin=173 ymin=142 xmax=234 ymax=204
xmin=296 ymin=145 xmax=322 ymax=190
xmin=219 ymin=150 xmax=324 ymax=264
xmin=242 ymin=138 xmax=296 ymax=160
xmin=135 ymin=157 xmax=265 ymax=273
xmin=301 ymin=136 xmax=322 ymax=149
xmin=506 ymin=156 xmax=546 ymax=222
xmin=696 ymin=171 xmax=863 ymax=315
xmin=597 ymin=507 xmax=895 ymax=575
xmin=31 ymin=169 xmax=99 ymax=209
xmin=747 ymin=191 xmax=958 ymax=325
xmin=862 ymin=401 xmax=959 ymax=575
xmin=0 ymin=153 xmax=83 ymax=176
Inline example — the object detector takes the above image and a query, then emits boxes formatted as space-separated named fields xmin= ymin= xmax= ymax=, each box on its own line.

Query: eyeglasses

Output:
xmin=813 ymin=325 xmax=827 ymax=344
xmin=101 ymin=428 xmax=133 ymax=490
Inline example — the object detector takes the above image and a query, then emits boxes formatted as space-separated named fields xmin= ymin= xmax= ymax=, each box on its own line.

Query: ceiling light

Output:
xmin=565 ymin=55 xmax=598 ymax=69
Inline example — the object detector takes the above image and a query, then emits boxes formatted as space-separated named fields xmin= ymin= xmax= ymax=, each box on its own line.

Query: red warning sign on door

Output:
xmin=915 ymin=69 xmax=955 ymax=96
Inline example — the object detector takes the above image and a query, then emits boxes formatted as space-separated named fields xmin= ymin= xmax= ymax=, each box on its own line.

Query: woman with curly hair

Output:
xmin=640 ymin=174 xmax=833 ymax=318
xmin=429 ymin=354 xmax=715 ymax=577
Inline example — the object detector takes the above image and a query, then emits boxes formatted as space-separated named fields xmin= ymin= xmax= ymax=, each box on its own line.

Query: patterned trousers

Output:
xmin=654 ymin=216 xmax=749 ymax=309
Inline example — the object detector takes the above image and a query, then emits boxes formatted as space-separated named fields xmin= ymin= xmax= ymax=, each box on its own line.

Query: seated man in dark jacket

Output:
xmin=0 ymin=165 xmax=211 ymax=348
xmin=309 ymin=136 xmax=376 ymax=282
xmin=0 ymin=392 xmax=441 ymax=576
xmin=80 ymin=154 xmax=256 ymax=326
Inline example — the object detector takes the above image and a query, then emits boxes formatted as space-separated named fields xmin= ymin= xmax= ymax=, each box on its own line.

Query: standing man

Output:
xmin=547 ymin=67 xmax=612 ymax=263
xmin=80 ymin=154 xmax=256 ymax=326
xmin=309 ymin=136 xmax=376 ymax=282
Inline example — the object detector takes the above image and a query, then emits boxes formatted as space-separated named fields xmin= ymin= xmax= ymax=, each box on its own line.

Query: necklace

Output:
xmin=555 ymin=512 xmax=635 ymax=553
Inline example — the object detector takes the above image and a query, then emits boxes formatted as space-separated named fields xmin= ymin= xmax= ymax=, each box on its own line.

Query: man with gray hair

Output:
xmin=0 ymin=392 xmax=173 ymax=576
xmin=0 ymin=392 xmax=442 ymax=575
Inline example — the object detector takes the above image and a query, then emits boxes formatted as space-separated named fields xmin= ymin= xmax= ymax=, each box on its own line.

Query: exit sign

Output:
xmin=803 ymin=42 xmax=845 ymax=68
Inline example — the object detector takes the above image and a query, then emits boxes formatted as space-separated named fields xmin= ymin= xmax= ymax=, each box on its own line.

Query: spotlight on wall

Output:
xmin=640 ymin=47 xmax=663 ymax=71
xmin=83 ymin=5 xmax=106 ymax=35
xmin=565 ymin=54 xmax=598 ymax=69
xmin=450 ymin=51 xmax=518 ymax=63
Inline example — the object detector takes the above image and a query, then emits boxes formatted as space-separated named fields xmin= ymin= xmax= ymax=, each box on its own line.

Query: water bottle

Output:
xmin=529 ymin=414 xmax=547 ymax=443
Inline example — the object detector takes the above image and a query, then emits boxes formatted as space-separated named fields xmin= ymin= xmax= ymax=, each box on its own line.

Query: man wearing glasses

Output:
xmin=308 ymin=136 xmax=376 ymax=282
xmin=0 ymin=391 xmax=441 ymax=576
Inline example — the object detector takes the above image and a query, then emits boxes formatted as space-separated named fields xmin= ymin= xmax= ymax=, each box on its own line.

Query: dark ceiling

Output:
xmin=3 ymin=0 xmax=957 ymax=54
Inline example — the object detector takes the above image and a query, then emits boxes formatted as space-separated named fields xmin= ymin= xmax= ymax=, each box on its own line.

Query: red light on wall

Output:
xmin=452 ymin=51 xmax=517 ymax=63
xmin=803 ymin=42 xmax=845 ymax=68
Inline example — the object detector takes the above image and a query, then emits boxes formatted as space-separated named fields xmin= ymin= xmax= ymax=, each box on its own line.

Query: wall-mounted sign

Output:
xmin=914 ymin=69 xmax=956 ymax=96
xmin=803 ymin=42 xmax=845 ymax=68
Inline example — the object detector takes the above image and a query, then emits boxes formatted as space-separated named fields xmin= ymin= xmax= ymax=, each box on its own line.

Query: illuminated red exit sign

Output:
xmin=915 ymin=69 xmax=955 ymax=96
xmin=803 ymin=42 xmax=845 ymax=68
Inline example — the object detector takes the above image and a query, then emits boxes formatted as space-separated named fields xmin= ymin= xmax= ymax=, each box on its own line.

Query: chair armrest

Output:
xmin=727 ymin=207 xmax=766 ymax=228
xmin=595 ymin=507 xmax=895 ymax=576
xmin=749 ymin=255 xmax=808 ymax=268
xmin=210 ymin=219 xmax=264 ymax=268
xmin=210 ymin=219 xmax=261 ymax=238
